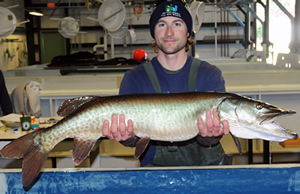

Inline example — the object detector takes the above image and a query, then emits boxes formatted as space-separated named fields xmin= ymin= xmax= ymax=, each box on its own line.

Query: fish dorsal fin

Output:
xmin=57 ymin=96 xmax=98 ymax=117
xmin=135 ymin=137 xmax=151 ymax=158
xmin=72 ymin=137 xmax=98 ymax=165
xmin=231 ymin=133 xmax=242 ymax=155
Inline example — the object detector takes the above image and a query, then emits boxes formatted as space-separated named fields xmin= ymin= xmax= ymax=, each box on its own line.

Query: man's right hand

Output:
xmin=102 ymin=114 xmax=134 ymax=141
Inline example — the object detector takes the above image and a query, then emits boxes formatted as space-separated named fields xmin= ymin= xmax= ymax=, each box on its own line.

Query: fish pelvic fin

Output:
xmin=0 ymin=131 xmax=50 ymax=188
xmin=231 ymin=133 xmax=242 ymax=155
xmin=135 ymin=137 xmax=150 ymax=158
xmin=72 ymin=137 xmax=98 ymax=166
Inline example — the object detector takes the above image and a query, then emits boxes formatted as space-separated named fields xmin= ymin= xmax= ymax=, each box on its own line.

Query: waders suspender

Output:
xmin=142 ymin=58 xmax=205 ymax=165
xmin=143 ymin=58 xmax=202 ymax=93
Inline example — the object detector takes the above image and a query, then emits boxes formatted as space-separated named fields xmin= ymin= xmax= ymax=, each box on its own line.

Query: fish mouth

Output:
xmin=259 ymin=109 xmax=298 ymax=141
xmin=260 ymin=110 xmax=296 ymax=125
xmin=264 ymin=121 xmax=298 ymax=140
xmin=285 ymin=129 xmax=298 ymax=140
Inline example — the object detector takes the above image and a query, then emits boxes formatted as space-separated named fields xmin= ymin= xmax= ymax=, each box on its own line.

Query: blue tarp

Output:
xmin=1 ymin=165 xmax=300 ymax=193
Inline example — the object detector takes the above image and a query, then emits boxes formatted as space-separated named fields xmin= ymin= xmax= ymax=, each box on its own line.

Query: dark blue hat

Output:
xmin=149 ymin=0 xmax=193 ymax=38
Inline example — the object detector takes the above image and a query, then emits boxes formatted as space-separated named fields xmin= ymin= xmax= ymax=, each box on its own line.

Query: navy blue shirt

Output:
xmin=119 ymin=56 xmax=226 ymax=166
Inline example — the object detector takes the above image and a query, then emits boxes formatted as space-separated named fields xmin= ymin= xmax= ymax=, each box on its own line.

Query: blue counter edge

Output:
xmin=1 ymin=164 xmax=300 ymax=193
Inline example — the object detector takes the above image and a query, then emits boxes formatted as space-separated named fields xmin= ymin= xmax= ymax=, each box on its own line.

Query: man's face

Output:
xmin=154 ymin=16 xmax=189 ymax=55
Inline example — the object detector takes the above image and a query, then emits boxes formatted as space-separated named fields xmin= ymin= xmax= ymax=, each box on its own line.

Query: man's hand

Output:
xmin=197 ymin=108 xmax=230 ymax=137
xmin=102 ymin=114 xmax=134 ymax=141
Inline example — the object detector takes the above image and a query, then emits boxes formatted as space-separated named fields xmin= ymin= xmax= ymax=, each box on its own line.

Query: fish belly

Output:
xmin=106 ymin=98 xmax=214 ymax=142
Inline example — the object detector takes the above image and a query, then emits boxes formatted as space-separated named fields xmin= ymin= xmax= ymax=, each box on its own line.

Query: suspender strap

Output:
xmin=143 ymin=61 xmax=162 ymax=93
xmin=143 ymin=58 xmax=202 ymax=93
xmin=188 ymin=58 xmax=202 ymax=92
xmin=142 ymin=58 xmax=206 ymax=165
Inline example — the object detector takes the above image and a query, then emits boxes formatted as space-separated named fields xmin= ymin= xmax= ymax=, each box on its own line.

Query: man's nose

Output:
xmin=165 ymin=25 xmax=174 ymax=36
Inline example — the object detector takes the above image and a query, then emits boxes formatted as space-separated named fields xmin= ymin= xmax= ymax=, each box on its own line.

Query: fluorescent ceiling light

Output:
xmin=29 ymin=11 xmax=43 ymax=16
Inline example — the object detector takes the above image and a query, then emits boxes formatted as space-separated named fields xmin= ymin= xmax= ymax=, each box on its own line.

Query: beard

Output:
xmin=156 ymin=38 xmax=187 ymax=55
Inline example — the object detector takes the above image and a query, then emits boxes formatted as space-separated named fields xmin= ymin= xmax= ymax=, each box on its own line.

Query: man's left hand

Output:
xmin=197 ymin=108 xmax=230 ymax=137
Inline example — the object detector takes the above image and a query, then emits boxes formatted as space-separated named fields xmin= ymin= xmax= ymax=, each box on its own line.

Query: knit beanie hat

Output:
xmin=149 ymin=0 xmax=193 ymax=38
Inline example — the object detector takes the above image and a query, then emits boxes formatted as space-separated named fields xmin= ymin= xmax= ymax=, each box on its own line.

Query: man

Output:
xmin=102 ymin=0 xmax=230 ymax=166
xmin=0 ymin=70 xmax=13 ymax=116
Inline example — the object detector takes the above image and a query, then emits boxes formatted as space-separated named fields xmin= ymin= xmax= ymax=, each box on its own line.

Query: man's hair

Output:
xmin=150 ymin=38 xmax=194 ymax=53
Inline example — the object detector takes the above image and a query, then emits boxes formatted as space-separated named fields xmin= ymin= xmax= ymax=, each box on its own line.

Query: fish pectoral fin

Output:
xmin=72 ymin=137 xmax=98 ymax=166
xmin=135 ymin=137 xmax=151 ymax=158
xmin=231 ymin=133 xmax=242 ymax=155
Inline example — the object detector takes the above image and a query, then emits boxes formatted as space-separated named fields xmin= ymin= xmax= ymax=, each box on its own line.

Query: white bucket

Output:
xmin=0 ymin=7 xmax=17 ymax=38
xmin=58 ymin=17 xmax=80 ymax=39
xmin=98 ymin=0 xmax=126 ymax=32
xmin=190 ymin=1 xmax=205 ymax=33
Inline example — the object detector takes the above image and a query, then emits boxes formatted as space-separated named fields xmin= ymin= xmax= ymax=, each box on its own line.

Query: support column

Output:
xmin=245 ymin=3 xmax=251 ymax=49
xmin=261 ymin=0 xmax=272 ymax=58
xmin=290 ymin=0 xmax=300 ymax=54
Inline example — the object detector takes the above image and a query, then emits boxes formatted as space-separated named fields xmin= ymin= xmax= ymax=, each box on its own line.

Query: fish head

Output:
xmin=237 ymin=97 xmax=296 ymax=125
xmin=219 ymin=95 xmax=298 ymax=142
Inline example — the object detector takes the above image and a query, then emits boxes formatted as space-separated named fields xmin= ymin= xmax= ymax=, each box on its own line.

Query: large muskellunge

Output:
xmin=0 ymin=91 xmax=297 ymax=189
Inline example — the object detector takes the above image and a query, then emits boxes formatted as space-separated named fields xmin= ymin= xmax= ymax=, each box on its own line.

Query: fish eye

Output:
xmin=256 ymin=104 xmax=263 ymax=109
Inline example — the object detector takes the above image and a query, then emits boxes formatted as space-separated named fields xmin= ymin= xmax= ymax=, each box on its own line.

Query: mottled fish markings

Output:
xmin=0 ymin=91 xmax=297 ymax=189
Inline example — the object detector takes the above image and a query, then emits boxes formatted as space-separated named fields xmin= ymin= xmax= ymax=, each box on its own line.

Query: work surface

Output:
xmin=1 ymin=164 xmax=300 ymax=193
xmin=0 ymin=116 xmax=61 ymax=140
xmin=0 ymin=130 xmax=26 ymax=140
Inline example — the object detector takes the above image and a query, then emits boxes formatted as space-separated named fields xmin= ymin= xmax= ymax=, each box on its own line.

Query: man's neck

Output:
xmin=157 ymin=50 xmax=188 ymax=71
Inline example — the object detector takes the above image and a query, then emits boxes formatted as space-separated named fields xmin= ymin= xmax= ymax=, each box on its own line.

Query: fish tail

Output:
xmin=0 ymin=131 xmax=50 ymax=188
xmin=0 ymin=132 xmax=36 ymax=159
